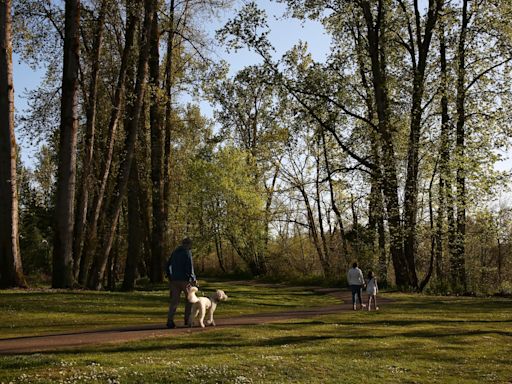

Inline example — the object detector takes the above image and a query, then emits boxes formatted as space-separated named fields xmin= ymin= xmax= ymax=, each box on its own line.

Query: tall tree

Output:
xmin=162 ymin=0 xmax=176 ymax=263
xmin=149 ymin=4 xmax=165 ymax=283
xmin=452 ymin=0 xmax=469 ymax=290
xmin=87 ymin=0 xmax=155 ymax=290
xmin=121 ymin=161 xmax=143 ymax=291
xmin=77 ymin=4 xmax=139 ymax=285
xmin=355 ymin=0 xmax=410 ymax=287
xmin=435 ymin=8 xmax=452 ymax=285
xmin=72 ymin=0 xmax=108 ymax=279
xmin=400 ymin=0 xmax=442 ymax=289
xmin=0 ymin=0 xmax=25 ymax=288
xmin=52 ymin=0 xmax=80 ymax=288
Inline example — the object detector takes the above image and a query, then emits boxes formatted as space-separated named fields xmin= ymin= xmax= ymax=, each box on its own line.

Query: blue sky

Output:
xmin=209 ymin=0 xmax=331 ymax=72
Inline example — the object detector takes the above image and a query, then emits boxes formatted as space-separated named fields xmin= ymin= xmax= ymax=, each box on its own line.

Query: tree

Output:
xmin=210 ymin=65 xmax=290 ymax=274
xmin=148 ymin=2 xmax=164 ymax=283
xmin=87 ymin=0 xmax=155 ymax=290
xmin=77 ymin=2 xmax=139 ymax=286
xmin=0 ymin=0 xmax=25 ymax=288
xmin=52 ymin=0 xmax=80 ymax=288
xmin=400 ymin=0 xmax=443 ymax=289
xmin=72 ymin=0 xmax=108 ymax=279
xmin=218 ymin=0 xmax=512 ymax=289
xmin=18 ymin=145 xmax=55 ymax=275
xmin=218 ymin=1 xmax=412 ymax=286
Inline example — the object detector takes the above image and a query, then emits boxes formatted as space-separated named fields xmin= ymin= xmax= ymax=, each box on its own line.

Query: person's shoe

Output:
xmin=166 ymin=320 xmax=176 ymax=329
xmin=353 ymin=304 xmax=357 ymax=311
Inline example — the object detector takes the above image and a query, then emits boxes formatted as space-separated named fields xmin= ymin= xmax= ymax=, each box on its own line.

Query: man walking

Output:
xmin=165 ymin=237 xmax=197 ymax=328
xmin=347 ymin=262 xmax=365 ymax=310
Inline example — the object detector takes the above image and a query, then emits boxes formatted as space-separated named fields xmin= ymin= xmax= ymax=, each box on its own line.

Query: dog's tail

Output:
xmin=187 ymin=286 xmax=200 ymax=303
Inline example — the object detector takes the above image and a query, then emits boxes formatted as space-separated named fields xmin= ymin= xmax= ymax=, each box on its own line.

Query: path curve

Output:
xmin=0 ymin=288 xmax=391 ymax=355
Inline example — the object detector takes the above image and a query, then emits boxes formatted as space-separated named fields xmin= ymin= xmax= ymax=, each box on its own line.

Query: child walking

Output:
xmin=366 ymin=271 xmax=379 ymax=311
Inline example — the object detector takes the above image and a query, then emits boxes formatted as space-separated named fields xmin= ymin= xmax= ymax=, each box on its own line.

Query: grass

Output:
xmin=0 ymin=283 xmax=511 ymax=383
xmin=0 ymin=281 xmax=332 ymax=338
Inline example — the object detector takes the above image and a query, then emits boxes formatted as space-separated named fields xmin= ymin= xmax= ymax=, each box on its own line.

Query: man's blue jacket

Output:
xmin=165 ymin=245 xmax=196 ymax=282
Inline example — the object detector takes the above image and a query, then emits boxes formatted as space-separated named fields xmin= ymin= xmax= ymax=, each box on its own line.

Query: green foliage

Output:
xmin=214 ymin=0 xmax=512 ymax=292
xmin=188 ymin=145 xmax=267 ymax=273
xmin=11 ymin=0 xmax=512 ymax=294
xmin=17 ymin=145 xmax=56 ymax=275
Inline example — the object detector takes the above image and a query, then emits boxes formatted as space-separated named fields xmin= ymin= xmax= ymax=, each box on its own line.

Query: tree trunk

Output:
xmin=419 ymin=162 xmax=438 ymax=291
xmin=369 ymin=169 xmax=388 ymax=286
xmin=452 ymin=0 xmax=469 ymax=290
xmin=0 ymin=0 xmax=25 ymax=288
xmin=121 ymin=162 xmax=142 ymax=291
xmin=403 ymin=0 xmax=441 ymax=290
xmin=87 ymin=0 xmax=155 ymax=290
xmin=163 ymin=0 xmax=176 ymax=255
xmin=315 ymin=143 xmax=332 ymax=278
xmin=264 ymin=159 xmax=280 ymax=260
xmin=214 ymin=231 xmax=226 ymax=273
xmin=52 ymin=0 xmax=80 ymax=288
xmin=353 ymin=21 xmax=387 ymax=286
xmin=107 ymin=223 xmax=121 ymax=291
xmin=149 ymin=7 xmax=165 ymax=283
xmin=78 ymin=7 xmax=138 ymax=285
xmin=497 ymin=237 xmax=502 ymax=282
xmin=320 ymin=127 xmax=349 ymax=270
xmin=298 ymin=185 xmax=328 ymax=276
xmin=359 ymin=0 xmax=408 ymax=287
xmin=73 ymin=0 xmax=107 ymax=279
xmin=435 ymin=14 xmax=451 ymax=284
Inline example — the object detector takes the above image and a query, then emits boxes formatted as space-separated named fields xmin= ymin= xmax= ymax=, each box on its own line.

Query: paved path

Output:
xmin=0 ymin=288 xmax=390 ymax=355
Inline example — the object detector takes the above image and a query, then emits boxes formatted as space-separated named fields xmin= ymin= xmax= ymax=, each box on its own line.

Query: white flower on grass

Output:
xmin=234 ymin=375 xmax=253 ymax=384
xmin=261 ymin=355 xmax=283 ymax=361
xmin=387 ymin=365 xmax=409 ymax=374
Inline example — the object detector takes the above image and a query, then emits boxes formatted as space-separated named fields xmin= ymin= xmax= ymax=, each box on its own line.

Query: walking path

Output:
xmin=0 ymin=288 xmax=391 ymax=355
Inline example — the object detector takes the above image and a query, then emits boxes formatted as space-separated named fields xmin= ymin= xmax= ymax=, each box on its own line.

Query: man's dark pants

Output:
xmin=167 ymin=280 xmax=193 ymax=325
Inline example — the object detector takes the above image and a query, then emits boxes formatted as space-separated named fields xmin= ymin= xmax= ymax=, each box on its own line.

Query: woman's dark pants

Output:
xmin=350 ymin=284 xmax=363 ymax=305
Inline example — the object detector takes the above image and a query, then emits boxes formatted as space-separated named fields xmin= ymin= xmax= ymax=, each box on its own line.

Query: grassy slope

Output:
xmin=0 ymin=284 xmax=511 ymax=384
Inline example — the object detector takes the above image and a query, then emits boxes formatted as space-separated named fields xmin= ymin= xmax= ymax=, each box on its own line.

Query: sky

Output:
xmin=207 ymin=0 xmax=331 ymax=72
xmin=12 ymin=0 xmax=512 ymax=174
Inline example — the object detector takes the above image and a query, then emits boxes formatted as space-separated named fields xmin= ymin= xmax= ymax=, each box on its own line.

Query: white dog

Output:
xmin=187 ymin=286 xmax=228 ymax=328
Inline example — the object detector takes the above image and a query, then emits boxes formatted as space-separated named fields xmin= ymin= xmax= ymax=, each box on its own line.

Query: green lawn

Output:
xmin=1 ymin=283 xmax=511 ymax=384
xmin=0 ymin=281 xmax=332 ymax=338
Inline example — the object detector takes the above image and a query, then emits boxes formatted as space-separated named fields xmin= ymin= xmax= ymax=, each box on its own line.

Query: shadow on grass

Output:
xmin=5 ymin=318 xmax=511 ymax=359
xmin=334 ymin=318 xmax=512 ymax=327
xmin=389 ymin=297 xmax=512 ymax=313
xmin=0 ymin=354 xmax=60 ymax=370
xmin=38 ymin=334 xmax=337 ymax=357
xmin=37 ymin=326 xmax=510 ymax=359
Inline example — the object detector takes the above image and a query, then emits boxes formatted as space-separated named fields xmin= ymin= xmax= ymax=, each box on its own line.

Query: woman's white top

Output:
xmin=367 ymin=277 xmax=378 ymax=295
xmin=347 ymin=267 xmax=365 ymax=285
